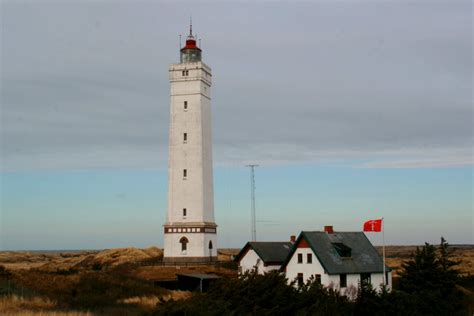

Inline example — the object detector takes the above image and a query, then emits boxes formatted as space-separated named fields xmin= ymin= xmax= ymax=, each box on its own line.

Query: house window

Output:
xmin=315 ymin=274 xmax=321 ymax=284
xmin=184 ymin=101 xmax=188 ymax=110
xmin=297 ymin=273 xmax=304 ymax=286
xmin=183 ymin=208 xmax=187 ymax=217
xmin=340 ymin=274 xmax=347 ymax=288
xmin=307 ymin=253 xmax=312 ymax=264
xmin=297 ymin=253 xmax=303 ymax=264
xmin=361 ymin=273 xmax=371 ymax=285
xmin=183 ymin=169 xmax=187 ymax=178
xmin=180 ymin=237 xmax=188 ymax=253
xmin=183 ymin=133 xmax=187 ymax=142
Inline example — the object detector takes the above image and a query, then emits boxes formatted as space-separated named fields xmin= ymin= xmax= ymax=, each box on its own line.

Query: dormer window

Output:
xmin=332 ymin=242 xmax=352 ymax=257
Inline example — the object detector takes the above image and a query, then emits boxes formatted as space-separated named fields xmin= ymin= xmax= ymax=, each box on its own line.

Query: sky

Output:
xmin=1 ymin=0 xmax=472 ymax=250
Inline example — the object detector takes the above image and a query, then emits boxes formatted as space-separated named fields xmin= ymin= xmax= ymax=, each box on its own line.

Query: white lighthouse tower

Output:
xmin=163 ymin=24 xmax=217 ymax=263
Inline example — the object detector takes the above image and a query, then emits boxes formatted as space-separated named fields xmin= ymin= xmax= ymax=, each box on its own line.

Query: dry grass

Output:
xmin=0 ymin=295 xmax=92 ymax=315
xmin=0 ymin=295 xmax=56 ymax=311
xmin=119 ymin=290 xmax=192 ymax=311
xmin=119 ymin=296 xmax=161 ymax=311
xmin=2 ymin=312 xmax=93 ymax=316
xmin=0 ymin=248 xmax=162 ymax=272
xmin=217 ymin=248 xmax=239 ymax=262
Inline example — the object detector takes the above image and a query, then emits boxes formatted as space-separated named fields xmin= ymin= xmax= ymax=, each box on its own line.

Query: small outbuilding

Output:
xmin=176 ymin=273 xmax=221 ymax=292
xmin=280 ymin=227 xmax=392 ymax=294
xmin=235 ymin=241 xmax=294 ymax=274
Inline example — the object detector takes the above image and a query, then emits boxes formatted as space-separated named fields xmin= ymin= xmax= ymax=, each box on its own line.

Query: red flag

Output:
xmin=363 ymin=219 xmax=382 ymax=232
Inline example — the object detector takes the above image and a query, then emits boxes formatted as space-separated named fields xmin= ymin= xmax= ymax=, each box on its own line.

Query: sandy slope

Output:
xmin=0 ymin=247 xmax=163 ymax=271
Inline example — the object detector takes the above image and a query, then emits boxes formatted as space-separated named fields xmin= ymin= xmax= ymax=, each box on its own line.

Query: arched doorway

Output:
xmin=180 ymin=237 xmax=189 ymax=254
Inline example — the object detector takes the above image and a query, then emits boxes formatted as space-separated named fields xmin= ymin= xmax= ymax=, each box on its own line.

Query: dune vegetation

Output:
xmin=0 ymin=242 xmax=472 ymax=315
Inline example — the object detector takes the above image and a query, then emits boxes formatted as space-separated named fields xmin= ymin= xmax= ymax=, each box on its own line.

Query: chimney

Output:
xmin=290 ymin=235 xmax=296 ymax=243
xmin=324 ymin=226 xmax=334 ymax=234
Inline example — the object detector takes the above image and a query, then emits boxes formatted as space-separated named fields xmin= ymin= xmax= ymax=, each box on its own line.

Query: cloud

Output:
xmin=1 ymin=1 xmax=472 ymax=172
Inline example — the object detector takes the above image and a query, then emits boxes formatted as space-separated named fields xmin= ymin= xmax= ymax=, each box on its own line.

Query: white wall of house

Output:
xmin=285 ymin=248 xmax=328 ymax=285
xmin=285 ymin=248 xmax=392 ymax=293
xmin=336 ymin=272 xmax=392 ymax=295
xmin=238 ymin=249 xmax=281 ymax=275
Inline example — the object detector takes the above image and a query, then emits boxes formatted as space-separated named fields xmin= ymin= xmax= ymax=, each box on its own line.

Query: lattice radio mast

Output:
xmin=246 ymin=164 xmax=259 ymax=241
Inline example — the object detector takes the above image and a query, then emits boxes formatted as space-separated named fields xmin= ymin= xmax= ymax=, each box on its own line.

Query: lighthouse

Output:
xmin=163 ymin=24 xmax=217 ymax=263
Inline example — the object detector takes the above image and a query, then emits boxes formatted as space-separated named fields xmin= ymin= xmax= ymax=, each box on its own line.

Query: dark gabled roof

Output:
xmin=235 ymin=242 xmax=293 ymax=264
xmin=281 ymin=231 xmax=391 ymax=274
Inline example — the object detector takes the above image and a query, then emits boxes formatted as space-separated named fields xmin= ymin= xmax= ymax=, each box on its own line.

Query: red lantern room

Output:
xmin=180 ymin=22 xmax=202 ymax=63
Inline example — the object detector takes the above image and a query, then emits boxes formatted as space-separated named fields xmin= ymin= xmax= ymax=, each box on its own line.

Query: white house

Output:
xmin=280 ymin=227 xmax=392 ymax=295
xmin=235 ymin=241 xmax=294 ymax=275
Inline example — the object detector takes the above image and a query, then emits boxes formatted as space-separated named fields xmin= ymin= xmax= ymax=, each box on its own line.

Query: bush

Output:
xmin=155 ymin=270 xmax=351 ymax=315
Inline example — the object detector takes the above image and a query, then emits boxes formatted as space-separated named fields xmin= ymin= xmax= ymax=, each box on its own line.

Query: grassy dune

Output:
xmin=0 ymin=295 xmax=92 ymax=315
xmin=0 ymin=245 xmax=472 ymax=314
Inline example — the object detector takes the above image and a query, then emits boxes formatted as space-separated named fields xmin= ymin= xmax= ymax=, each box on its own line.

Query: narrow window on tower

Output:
xmin=185 ymin=70 xmax=189 ymax=76
xmin=182 ymin=70 xmax=185 ymax=76
xmin=183 ymin=133 xmax=187 ymax=143
xmin=183 ymin=169 xmax=187 ymax=179
xmin=183 ymin=208 xmax=187 ymax=218
xmin=184 ymin=101 xmax=188 ymax=110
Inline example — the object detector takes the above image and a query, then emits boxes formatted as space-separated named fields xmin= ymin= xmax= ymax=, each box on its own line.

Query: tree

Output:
xmin=397 ymin=237 xmax=466 ymax=315
xmin=437 ymin=237 xmax=461 ymax=289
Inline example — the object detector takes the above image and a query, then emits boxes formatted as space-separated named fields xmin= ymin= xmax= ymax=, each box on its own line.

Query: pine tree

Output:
xmin=397 ymin=237 xmax=465 ymax=315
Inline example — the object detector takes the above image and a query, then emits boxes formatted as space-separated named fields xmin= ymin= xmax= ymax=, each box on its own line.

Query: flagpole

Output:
xmin=382 ymin=217 xmax=386 ymax=287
